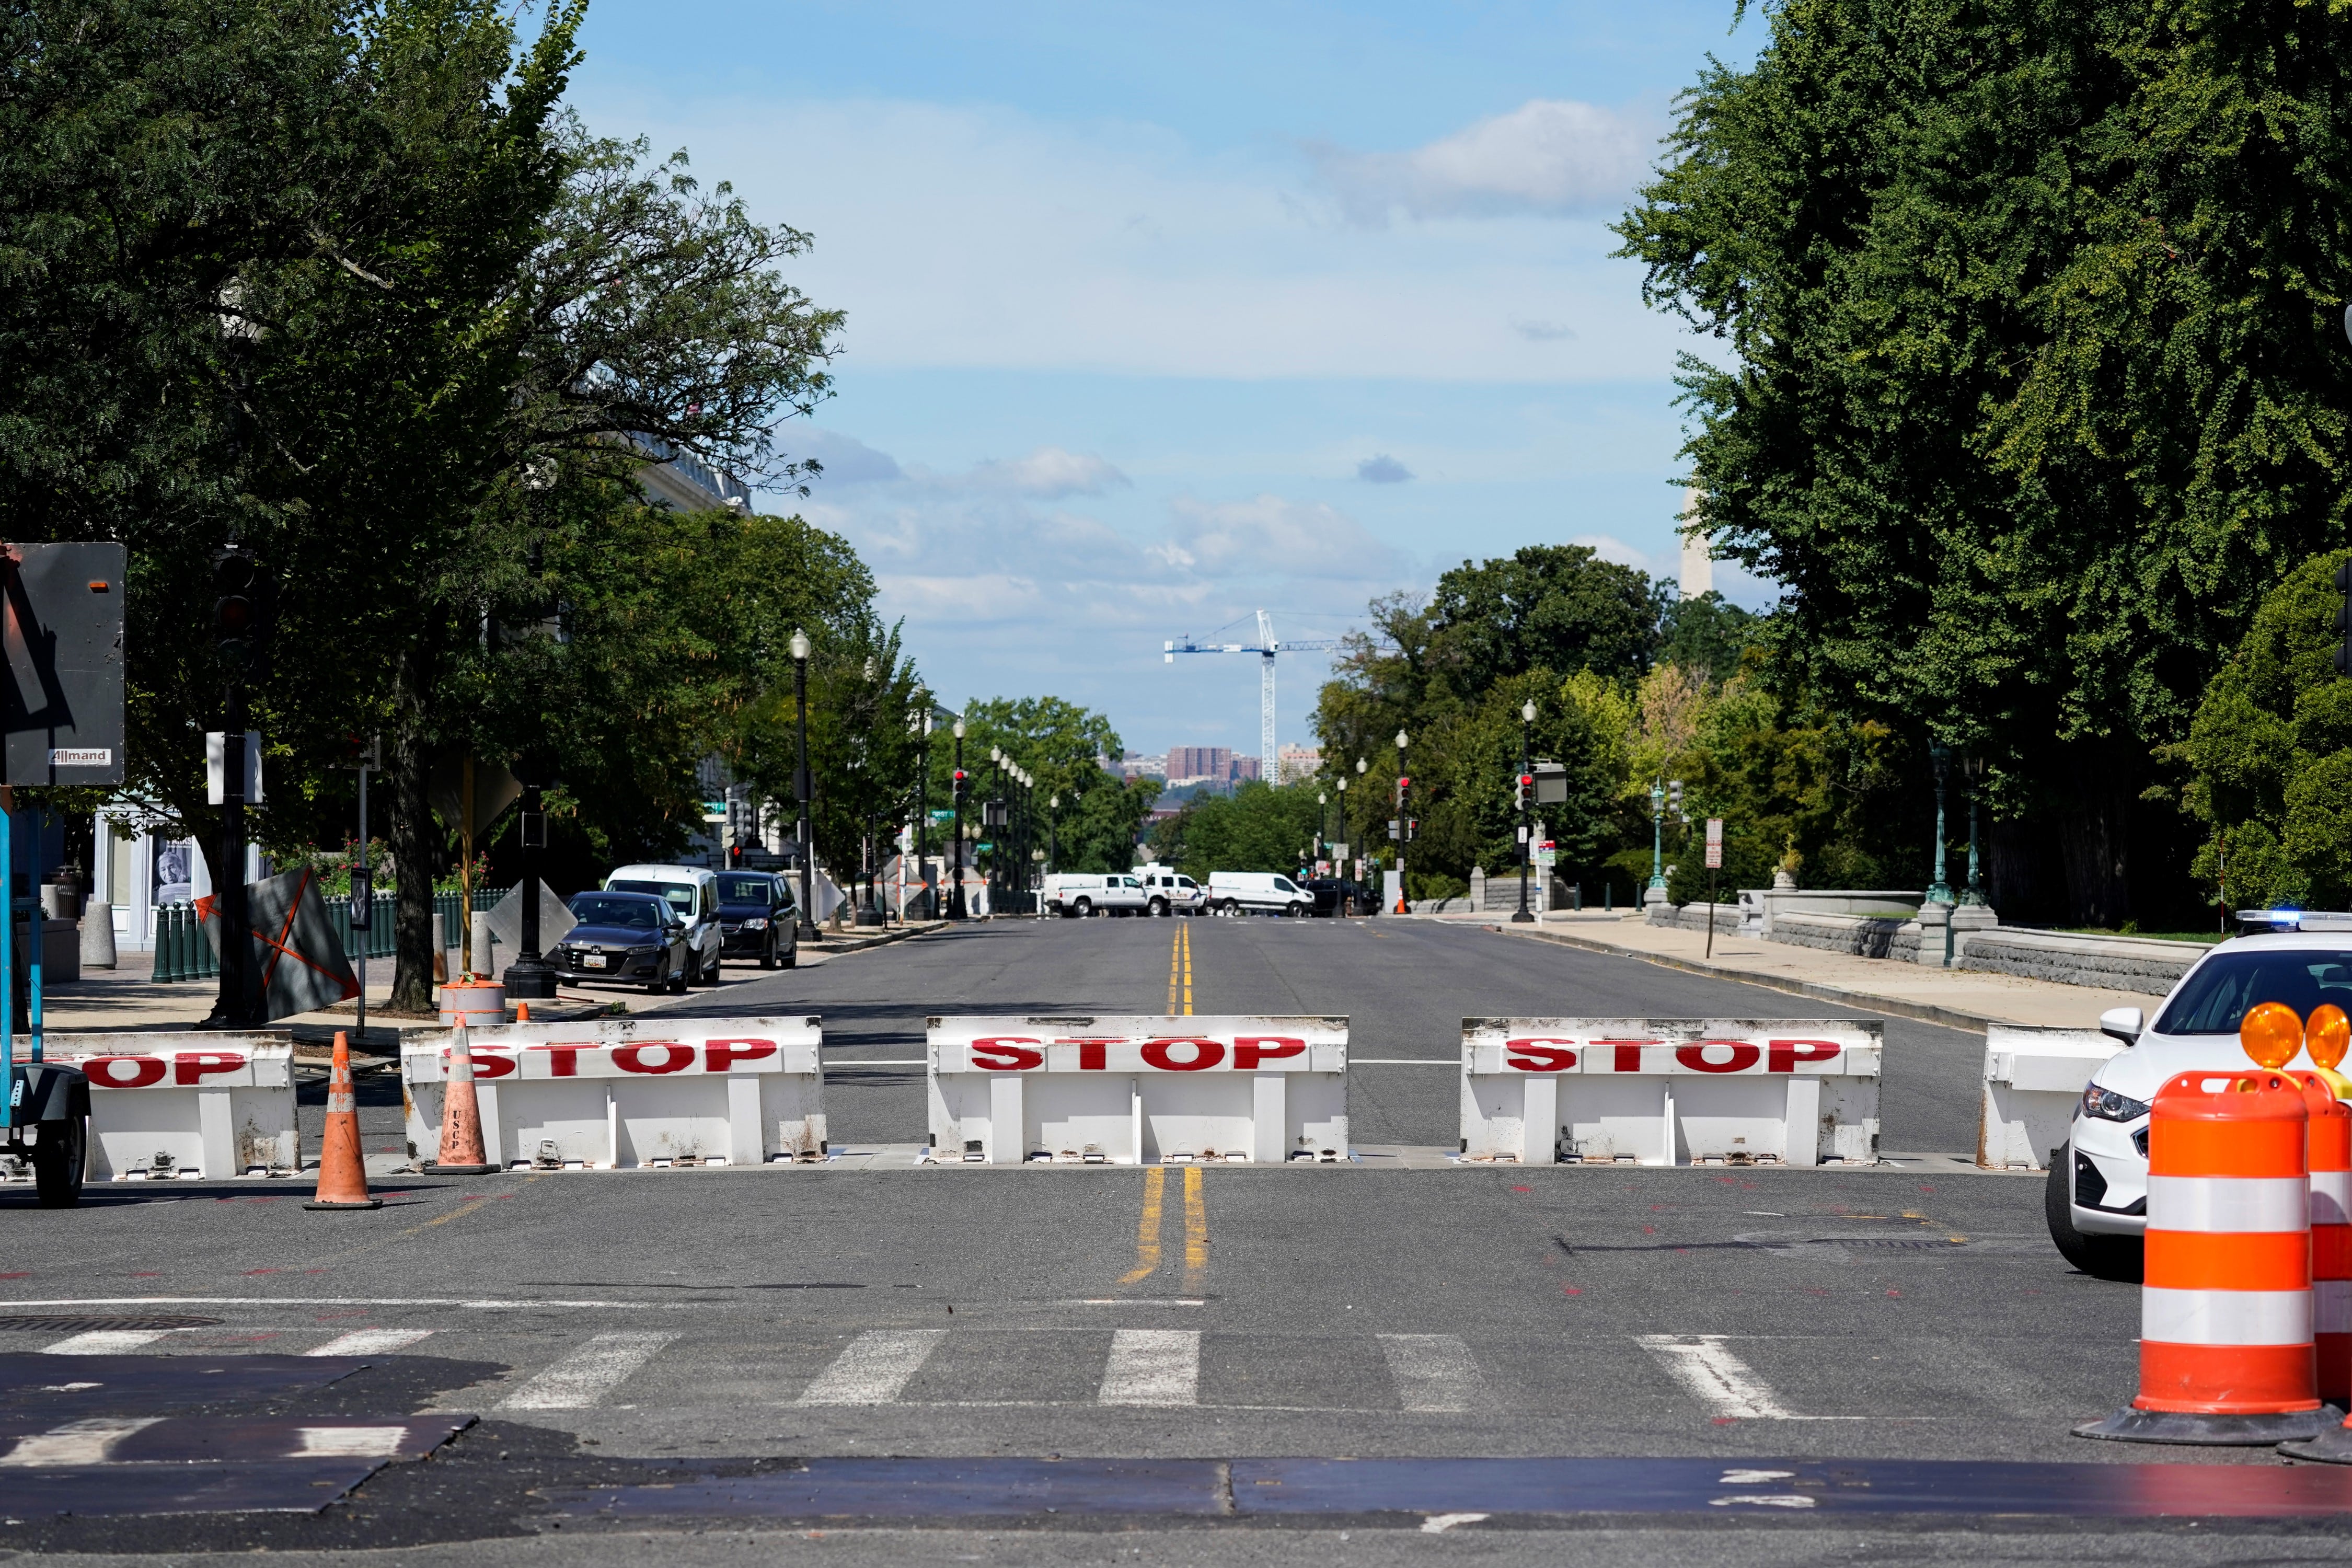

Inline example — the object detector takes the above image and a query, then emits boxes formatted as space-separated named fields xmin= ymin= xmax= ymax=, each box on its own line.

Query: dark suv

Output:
xmin=716 ymin=871 xmax=800 ymax=969
xmin=1304 ymin=878 xmax=1373 ymax=917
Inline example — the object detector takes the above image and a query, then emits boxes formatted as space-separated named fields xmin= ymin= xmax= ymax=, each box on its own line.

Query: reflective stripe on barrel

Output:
xmin=2135 ymin=1071 xmax=2318 ymax=1416
xmin=2295 ymin=1071 xmax=2352 ymax=1406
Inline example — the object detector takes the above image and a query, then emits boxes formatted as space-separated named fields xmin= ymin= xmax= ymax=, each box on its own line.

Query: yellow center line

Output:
xmin=1119 ymin=1166 xmax=1167 ymax=1284
xmin=1182 ymin=1163 xmax=1208 ymax=1288
xmin=1167 ymin=925 xmax=1182 ymax=1014
xmin=1181 ymin=921 xmax=1193 ymax=1015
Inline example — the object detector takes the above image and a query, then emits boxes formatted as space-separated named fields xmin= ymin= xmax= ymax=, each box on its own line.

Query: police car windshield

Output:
xmin=570 ymin=895 xmax=664 ymax=930
xmin=2153 ymin=948 xmax=2352 ymax=1034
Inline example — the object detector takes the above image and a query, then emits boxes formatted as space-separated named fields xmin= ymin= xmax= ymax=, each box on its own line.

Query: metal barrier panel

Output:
xmin=1979 ymin=1025 xmax=2120 ymax=1171
xmin=401 ymin=1017 xmax=824 ymax=1169
xmin=1458 ymin=1018 xmax=1883 ymax=1167
xmin=49 ymin=1032 xmax=296 ymax=1179
xmin=927 ymin=1014 xmax=1348 ymax=1165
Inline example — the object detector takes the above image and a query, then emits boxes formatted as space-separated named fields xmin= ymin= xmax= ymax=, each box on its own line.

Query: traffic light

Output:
xmin=212 ymin=546 xmax=272 ymax=669
xmin=1405 ymin=818 xmax=1419 ymax=843
xmin=952 ymin=768 xmax=968 ymax=798
xmin=1668 ymin=778 xmax=1685 ymax=818
xmin=1516 ymin=773 xmax=1534 ymax=810
xmin=728 ymin=845 xmax=744 ymax=867
xmin=2336 ymin=561 xmax=2352 ymax=675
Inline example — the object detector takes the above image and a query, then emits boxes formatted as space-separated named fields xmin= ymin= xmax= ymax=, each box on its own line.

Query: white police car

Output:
xmin=2051 ymin=910 xmax=2352 ymax=1281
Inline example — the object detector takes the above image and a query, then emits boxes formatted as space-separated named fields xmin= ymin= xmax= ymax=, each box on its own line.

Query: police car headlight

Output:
xmin=2081 ymin=1083 xmax=2151 ymax=1123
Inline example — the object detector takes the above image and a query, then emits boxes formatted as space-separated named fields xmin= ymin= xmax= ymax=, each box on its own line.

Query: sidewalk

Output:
xmin=1423 ymin=910 xmax=2143 ymax=1031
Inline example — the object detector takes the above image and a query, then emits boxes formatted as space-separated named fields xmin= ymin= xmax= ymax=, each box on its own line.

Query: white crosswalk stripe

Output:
xmin=1379 ymin=1333 xmax=1481 ymax=1412
xmin=1637 ymin=1334 xmax=1797 ymax=1419
xmin=1097 ymin=1329 xmax=1199 ymax=1406
xmin=307 ymin=1329 xmax=435 ymax=1357
xmin=42 ymin=1330 xmax=167 ymax=1355
xmin=797 ymin=1330 xmax=946 ymax=1405
xmin=0 ymin=1418 xmax=162 ymax=1466
xmin=497 ymin=1332 xmax=677 ymax=1411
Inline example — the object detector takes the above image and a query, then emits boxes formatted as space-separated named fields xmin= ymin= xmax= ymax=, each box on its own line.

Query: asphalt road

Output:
xmin=5 ymin=915 xmax=2341 ymax=1565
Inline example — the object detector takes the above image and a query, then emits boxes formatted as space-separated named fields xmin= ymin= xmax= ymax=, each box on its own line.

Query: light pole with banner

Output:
xmin=1515 ymin=699 xmax=1536 ymax=924
xmin=950 ymin=719 xmax=968 ymax=919
xmin=790 ymin=628 xmax=817 ymax=940
xmin=1704 ymin=816 xmax=1724 ymax=958
xmin=1391 ymin=731 xmax=1410 ymax=913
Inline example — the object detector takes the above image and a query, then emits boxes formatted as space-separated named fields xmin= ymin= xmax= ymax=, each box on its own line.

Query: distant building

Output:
xmin=1120 ymin=753 xmax=1167 ymax=781
xmin=1230 ymin=755 xmax=1262 ymax=783
xmin=1275 ymin=744 xmax=1321 ymax=784
xmin=1168 ymin=745 xmax=1232 ymax=784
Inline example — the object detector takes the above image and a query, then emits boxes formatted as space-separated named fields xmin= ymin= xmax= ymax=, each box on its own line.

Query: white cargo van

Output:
xmin=1044 ymin=872 xmax=1149 ymax=918
xmin=1207 ymin=871 xmax=1315 ymax=917
xmin=1132 ymin=868 xmax=1205 ymax=916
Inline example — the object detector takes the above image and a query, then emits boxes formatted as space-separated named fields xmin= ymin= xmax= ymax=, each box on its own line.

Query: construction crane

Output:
xmin=1163 ymin=611 xmax=1346 ymax=773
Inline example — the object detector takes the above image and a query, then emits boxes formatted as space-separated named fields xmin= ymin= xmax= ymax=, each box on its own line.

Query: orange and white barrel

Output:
xmin=2294 ymin=1071 xmax=2352 ymax=1407
xmin=2136 ymin=1070 xmax=2314 ymax=1415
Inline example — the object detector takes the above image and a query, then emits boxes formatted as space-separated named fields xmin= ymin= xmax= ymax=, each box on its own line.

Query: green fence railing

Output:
xmin=151 ymin=885 xmax=509 ymax=983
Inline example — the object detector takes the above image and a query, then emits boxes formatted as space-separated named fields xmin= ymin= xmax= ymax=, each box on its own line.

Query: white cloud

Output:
xmin=787 ymin=425 xmax=902 ymax=486
xmin=1166 ymin=494 xmax=1405 ymax=581
xmin=959 ymin=446 xmax=1129 ymax=499
xmin=1570 ymin=532 xmax=1657 ymax=572
xmin=572 ymin=93 xmax=1691 ymax=381
xmin=1310 ymin=100 xmax=1652 ymax=225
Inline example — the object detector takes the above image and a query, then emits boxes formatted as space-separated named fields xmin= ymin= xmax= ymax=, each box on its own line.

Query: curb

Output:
xmin=1492 ymin=923 xmax=2006 ymax=1033
xmin=805 ymin=920 xmax=947 ymax=956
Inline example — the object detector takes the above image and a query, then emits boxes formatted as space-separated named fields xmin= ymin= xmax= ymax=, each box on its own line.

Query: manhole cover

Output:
xmin=0 ymin=1314 xmax=222 ymax=1332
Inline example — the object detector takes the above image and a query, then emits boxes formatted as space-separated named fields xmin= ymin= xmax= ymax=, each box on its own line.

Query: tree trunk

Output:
xmin=389 ymin=652 xmax=438 ymax=1013
xmin=2057 ymin=777 xmax=2134 ymax=930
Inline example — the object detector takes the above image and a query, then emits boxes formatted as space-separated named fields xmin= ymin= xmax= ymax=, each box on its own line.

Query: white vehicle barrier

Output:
xmin=928 ymin=1014 xmax=1347 ymax=1164
xmin=1458 ymin=1018 xmax=1882 ymax=1166
xmin=49 ymin=1032 xmax=297 ymax=1180
xmin=1977 ymin=1025 xmax=2120 ymax=1171
xmin=401 ymin=1018 xmax=824 ymax=1169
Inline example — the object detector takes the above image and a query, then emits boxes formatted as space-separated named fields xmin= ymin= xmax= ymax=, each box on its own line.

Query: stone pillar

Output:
xmin=1469 ymin=866 xmax=1486 ymax=913
xmin=1909 ymin=901 xmax=1953 ymax=966
xmin=1950 ymin=901 xmax=1998 ymax=963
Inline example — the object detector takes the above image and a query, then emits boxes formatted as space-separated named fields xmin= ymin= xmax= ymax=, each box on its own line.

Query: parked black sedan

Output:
xmin=716 ymin=871 xmax=800 ymax=969
xmin=552 ymin=891 xmax=689 ymax=994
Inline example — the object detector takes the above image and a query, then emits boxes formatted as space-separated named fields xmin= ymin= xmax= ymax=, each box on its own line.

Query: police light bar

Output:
xmin=2236 ymin=909 xmax=2352 ymax=935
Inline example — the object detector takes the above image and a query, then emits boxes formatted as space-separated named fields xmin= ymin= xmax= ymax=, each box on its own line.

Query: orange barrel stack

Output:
xmin=2077 ymin=999 xmax=2336 ymax=1444
xmin=2284 ymin=1004 xmax=2352 ymax=1463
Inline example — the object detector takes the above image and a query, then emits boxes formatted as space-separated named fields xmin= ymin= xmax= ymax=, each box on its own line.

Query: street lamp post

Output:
xmin=1962 ymin=754 xmax=1987 ymax=905
xmin=790 ymin=628 xmax=818 ymax=941
xmin=1048 ymin=794 xmax=1060 ymax=875
xmin=1393 ymin=729 xmax=1410 ymax=913
xmin=1647 ymin=779 xmax=1668 ymax=902
xmin=950 ymin=719 xmax=967 ymax=919
xmin=1515 ymin=699 xmax=1537 ymax=924
xmin=1926 ymin=742 xmax=1955 ymax=905
xmin=912 ymin=698 xmax=932 ymax=917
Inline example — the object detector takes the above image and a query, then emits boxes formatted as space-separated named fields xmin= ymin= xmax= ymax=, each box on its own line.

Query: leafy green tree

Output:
xmin=1613 ymin=0 xmax=2352 ymax=927
xmin=927 ymin=696 xmax=1158 ymax=880
xmin=2177 ymin=551 xmax=2352 ymax=913
xmin=1152 ymin=782 xmax=1322 ymax=882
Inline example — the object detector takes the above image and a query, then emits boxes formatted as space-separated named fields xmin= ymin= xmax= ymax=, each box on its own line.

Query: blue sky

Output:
xmin=569 ymin=0 xmax=1773 ymax=759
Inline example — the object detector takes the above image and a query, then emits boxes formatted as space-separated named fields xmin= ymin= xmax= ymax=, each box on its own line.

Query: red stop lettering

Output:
xmin=1142 ymin=1037 xmax=1225 ymax=1071
xmin=1235 ymin=1036 xmax=1305 ymax=1069
xmin=1598 ymin=1041 xmax=1658 ymax=1073
xmin=1504 ymin=1039 xmax=1577 ymax=1073
xmin=705 ymin=1039 xmax=777 ymax=1072
xmin=86 ymin=1056 xmax=167 ymax=1088
xmin=174 ymin=1052 xmax=246 ymax=1085
xmin=613 ymin=1043 xmax=695 ymax=1075
xmin=529 ymin=1044 xmax=589 ymax=1077
xmin=971 ymin=1037 xmax=1045 ymax=1071
xmin=1768 ymin=1039 xmax=1844 ymax=1073
xmin=457 ymin=1047 xmax=515 ymax=1079
xmin=1058 ymin=1037 xmax=1120 ymax=1070
xmin=1675 ymin=1041 xmax=1761 ymax=1073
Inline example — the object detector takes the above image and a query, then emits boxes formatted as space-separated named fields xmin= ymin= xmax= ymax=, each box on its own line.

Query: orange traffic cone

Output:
xmin=516 ymin=1001 xmax=531 ymax=1023
xmin=425 ymin=1019 xmax=496 ymax=1174
xmin=304 ymin=1031 xmax=382 ymax=1210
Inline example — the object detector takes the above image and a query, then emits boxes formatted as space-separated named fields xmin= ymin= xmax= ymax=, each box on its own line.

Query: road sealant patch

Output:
xmin=543 ymin=1455 xmax=2352 ymax=1522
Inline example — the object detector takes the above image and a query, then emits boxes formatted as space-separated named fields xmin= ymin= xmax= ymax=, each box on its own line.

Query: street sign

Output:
xmin=3 ymin=541 xmax=127 ymax=786
xmin=1705 ymin=817 xmax=1724 ymax=870
xmin=930 ymin=809 xmax=954 ymax=823
xmin=1535 ymin=840 xmax=1556 ymax=869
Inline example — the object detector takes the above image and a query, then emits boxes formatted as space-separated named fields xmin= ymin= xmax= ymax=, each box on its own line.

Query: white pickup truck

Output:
xmin=1044 ymin=872 xmax=1149 ymax=918
xmin=1132 ymin=868 xmax=1205 ymax=916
